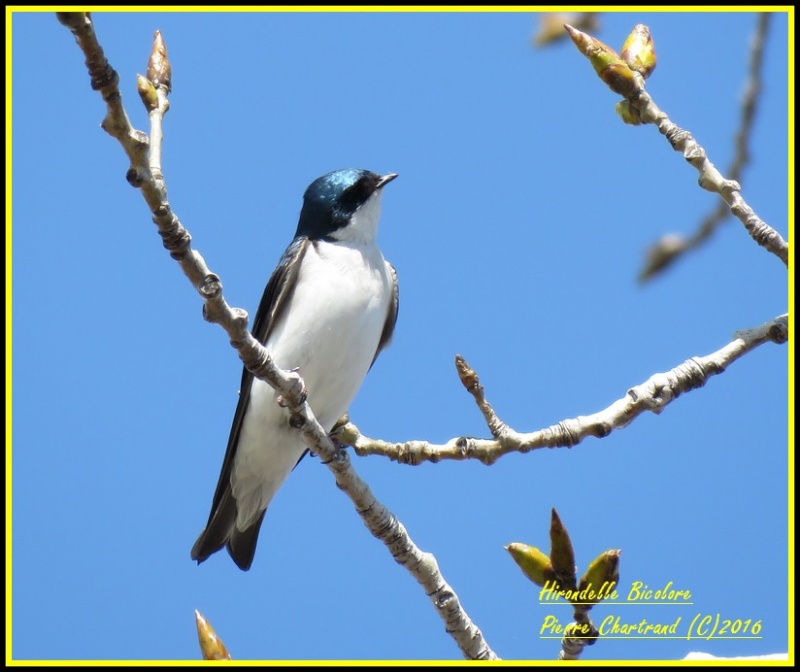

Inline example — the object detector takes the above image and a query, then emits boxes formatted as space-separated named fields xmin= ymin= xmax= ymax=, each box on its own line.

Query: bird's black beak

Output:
xmin=376 ymin=173 xmax=398 ymax=189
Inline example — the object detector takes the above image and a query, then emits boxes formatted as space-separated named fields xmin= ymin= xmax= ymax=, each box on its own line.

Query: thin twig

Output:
xmin=342 ymin=314 xmax=788 ymax=465
xmin=564 ymin=22 xmax=788 ymax=268
xmin=639 ymin=13 xmax=772 ymax=282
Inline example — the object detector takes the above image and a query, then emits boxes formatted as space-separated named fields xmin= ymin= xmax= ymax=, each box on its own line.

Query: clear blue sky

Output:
xmin=10 ymin=8 xmax=791 ymax=662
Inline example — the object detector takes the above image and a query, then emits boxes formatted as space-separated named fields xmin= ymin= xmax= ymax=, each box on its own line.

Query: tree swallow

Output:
xmin=191 ymin=168 xmax=399 ymax=571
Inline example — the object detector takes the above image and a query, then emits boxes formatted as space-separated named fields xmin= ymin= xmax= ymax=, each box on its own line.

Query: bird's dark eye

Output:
xmin=339 ymin=176 xmax=374 ymax=211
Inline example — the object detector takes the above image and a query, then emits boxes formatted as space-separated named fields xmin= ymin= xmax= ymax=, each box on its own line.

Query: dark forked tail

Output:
xmin=191 ymin=488 xmax=266 ymax=572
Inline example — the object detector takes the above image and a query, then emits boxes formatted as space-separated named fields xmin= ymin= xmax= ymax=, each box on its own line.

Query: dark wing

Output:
xmin=191 ymin=236 xmax=310 ymax=570
xmin=371 ymin=261 xmax=399 ymax=368
xmin=250 ymin=236 xmax=312 ymax=348
xmin=207 ymin=235 xmax=311 ymax=517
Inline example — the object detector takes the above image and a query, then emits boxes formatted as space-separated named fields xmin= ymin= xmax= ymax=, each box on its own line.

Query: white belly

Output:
xmin=232 ymin=240 xmax=392 ymax=529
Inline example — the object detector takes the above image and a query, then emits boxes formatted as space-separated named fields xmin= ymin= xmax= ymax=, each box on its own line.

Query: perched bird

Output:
xmin=191 ymin=169 xmax=399 ymax=571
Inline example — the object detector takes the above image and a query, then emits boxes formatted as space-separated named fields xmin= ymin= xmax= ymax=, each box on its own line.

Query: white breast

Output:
xmin=231 ymin=234 xmax=393 ymax=530
xmin=267 ymin=239 xmax=392 ymax=422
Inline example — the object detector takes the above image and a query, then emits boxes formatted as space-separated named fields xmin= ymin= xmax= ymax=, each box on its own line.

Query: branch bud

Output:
xmin=615 ymin=99 xmax=646 ymax=126
xmin=195 ymin=610 xmax=231 ymax=660
xmin=533 ymin=12 xmax=599 ymax=47
xmin=549 ymin=508 xmax=577 ymax=588
xmin=455 ymin=355 xmax=479 ymax=392
xmin=136 ymin=74 xmax=159 ymax=112
xmin=577 ymin=549 xmax=621 ymax=604
xmin=564 ymin=24 xmax=643 ymax=98
xmin=620 ymin=24 xmax=657 ymax=79
xmin=147 ymin=30 xmax=172 ymax=93
xmin=505 ymin=543 xmax=557 ymax=588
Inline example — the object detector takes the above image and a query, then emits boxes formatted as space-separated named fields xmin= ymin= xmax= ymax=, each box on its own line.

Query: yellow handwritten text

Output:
xmin=599 ymin=615 xmax=683 ymax=636
xmin=539 ymin=580 xmax=618 ymax=603
xmin=627 ymin=580 xmax=691 ymax=602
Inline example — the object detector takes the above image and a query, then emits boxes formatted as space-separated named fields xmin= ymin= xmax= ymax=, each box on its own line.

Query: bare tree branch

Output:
xmin=639 ymin=13 xmax=772 ymax=282
xmin=57 ymin=11 xmax=496 ymax=661
xmin=565 ymin=22 xmax=788 ymax=268
xmin=341 ymin=314 xmax=788 ymax=465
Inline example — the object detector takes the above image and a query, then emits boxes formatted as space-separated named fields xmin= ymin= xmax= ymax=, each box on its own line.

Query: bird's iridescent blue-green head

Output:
xmin=296 ymin=168 xmax=397 ymax=240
